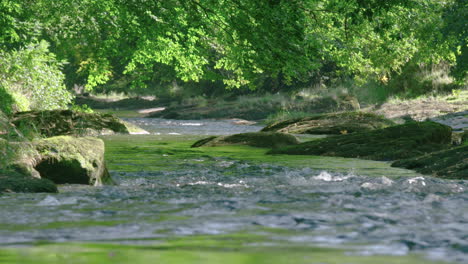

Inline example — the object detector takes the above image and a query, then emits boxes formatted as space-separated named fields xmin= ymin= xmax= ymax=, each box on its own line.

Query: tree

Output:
xmin=2 ymin=0 xmax=464 ymax=95
xmin=442 ymin=0 xmax=467 ymax=83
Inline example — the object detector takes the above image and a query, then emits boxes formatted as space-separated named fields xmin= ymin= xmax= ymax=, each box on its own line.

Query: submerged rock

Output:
xmin=392 ymin=145 xmax=468 ymax=180
xmin=12 ymin=110 xmax=130 ymax=137
xmin=6 ymin=136 xmax=112 ymax=187
xmin=262 ymin=112 xmax=395 ymax=135
xmin=192 ymin=132 xmax=299 ymax=148
xmin=269 ymin=122 xmax=453 ymax=161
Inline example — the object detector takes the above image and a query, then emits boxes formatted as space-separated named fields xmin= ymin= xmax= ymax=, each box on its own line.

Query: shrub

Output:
xmin=0 ymin=40 xmax=73 ymax=112
xmin=0 ymin=85 xmax=14 ymax=115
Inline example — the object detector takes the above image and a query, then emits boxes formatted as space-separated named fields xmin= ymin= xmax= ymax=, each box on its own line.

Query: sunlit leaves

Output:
xmin=0 ymin=41 xmax=73 ymax=111
xmin=1 ymin=0 xmax=464 ymax=91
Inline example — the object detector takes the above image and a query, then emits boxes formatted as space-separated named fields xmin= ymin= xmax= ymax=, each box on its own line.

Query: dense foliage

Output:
xmin=0 ymin=41 xmax=72 ymax=113
xmin=0 ymin=0 xmax=466 ymax=105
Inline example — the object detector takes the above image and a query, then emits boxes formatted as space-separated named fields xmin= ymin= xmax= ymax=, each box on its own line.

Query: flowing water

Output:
xmin=0 ymin=118 xmax=467 ymax=263
xmin=124 ymin=117 xmax=264 ymax=135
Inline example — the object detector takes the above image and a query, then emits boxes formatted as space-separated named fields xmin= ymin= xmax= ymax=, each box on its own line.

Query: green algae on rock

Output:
xmin=4 ymin=136 xmax=112 ymax=186
xmin=262 ymin=112 xmax=395 ymax=135
xmin=11 ymin=110 xmax=130 ymax=137
xmin=33 ymin=136 xmax=112 ymax=185
xmin=102 ymin=134 xmax=420 ymax=177
xmin=191 ymin=132 xmax=299 ymax=148
xmin=392 ymin=145 xmax=468 ymax=179
xmin=0 ymin=169 xmax=57 ymax=193
xmin=269 ymin=121 xmax=452 ymax=161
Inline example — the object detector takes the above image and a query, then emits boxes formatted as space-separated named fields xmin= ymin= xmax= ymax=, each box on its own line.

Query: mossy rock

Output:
xmin=391 ymin=145 xmax=468 ymax=179
xmin=12 ymin=110 xmax=130 ymax=137
xmin=262 ymin=112 xmax=395 ymax=135
xmin=3 ymin=136 xmax=112 ymax=186
xmin=33 ymin=136 xmax=112 ymax=185
xmin=192 ymin=132 xmax=299 ymax=148
xmin=270 ymin=121 xmax=452 ymax=161
xmin=0 ymin=170 xmax=57 ymax=193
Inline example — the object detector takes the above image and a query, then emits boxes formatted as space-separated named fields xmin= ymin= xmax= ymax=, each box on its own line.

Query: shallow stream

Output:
xmin=0 ymin=118 xmax=467 ymax=263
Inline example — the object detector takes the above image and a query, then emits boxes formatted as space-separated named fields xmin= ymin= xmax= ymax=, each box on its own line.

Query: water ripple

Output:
xmin=1 ymin=159 xmax=467 ymax=263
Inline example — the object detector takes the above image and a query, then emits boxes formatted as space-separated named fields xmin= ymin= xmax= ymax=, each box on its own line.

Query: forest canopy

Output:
xmin=0 ymin=0 xmax=466 ymax=111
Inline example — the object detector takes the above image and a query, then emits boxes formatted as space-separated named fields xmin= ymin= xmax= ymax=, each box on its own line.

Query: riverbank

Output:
xmin=75 ymin=90 xmax=468 ymax=135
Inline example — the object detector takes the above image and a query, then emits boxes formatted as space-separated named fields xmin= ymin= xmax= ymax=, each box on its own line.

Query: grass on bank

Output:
xmin=78 ymin=83 xmax=468 ymax=127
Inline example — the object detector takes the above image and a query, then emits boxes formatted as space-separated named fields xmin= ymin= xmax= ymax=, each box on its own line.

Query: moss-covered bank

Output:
xmin=147 ymin=95 xmax=360 ymax=121
xmin=392 ymin=145 xmax=468 ymax=179
xmin=12 ymin=110 xmax=130 ymax=137
xmin=0 ymin=169 xmax=57 ymax=193
xmin=262 ymin=111 xmax=395 ymax=135
xmin=269 ymin=121 xmax=452 ymax=161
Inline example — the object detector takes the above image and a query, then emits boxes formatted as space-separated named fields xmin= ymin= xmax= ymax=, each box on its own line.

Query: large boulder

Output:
xmin=270 ymin=122 xmax=453 ymax=161
xmin=262 ymin=112 xmax=395 ymax=135
xmin=7 ymin=136 xmax=112 ymax=186
xmin=35 ymin=136 xmax=112 ymax=185
xmin=392 ymin=145 xmax=468 ymax=180
xmin=192 ymin=132 xmax=299 ymax=148
xmin=12 ymin=110 xmax=130 ymax=137
xmin=1 ymin=138 xmax=57 ymax=193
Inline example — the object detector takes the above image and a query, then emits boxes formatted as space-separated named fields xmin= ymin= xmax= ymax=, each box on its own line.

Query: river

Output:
xmin=0 ymin=118 xmax=467 ymax=263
